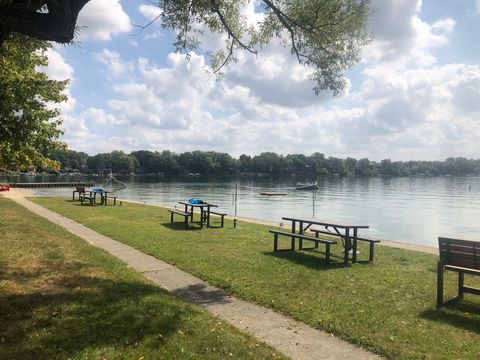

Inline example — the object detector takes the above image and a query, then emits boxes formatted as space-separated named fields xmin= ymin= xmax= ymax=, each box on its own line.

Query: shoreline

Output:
xmin=1 ymin=188 xmax=438 ymax=255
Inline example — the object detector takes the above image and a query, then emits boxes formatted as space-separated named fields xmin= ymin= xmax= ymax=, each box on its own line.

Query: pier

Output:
xmin=9 ymin=182 xmax=96 ymax=188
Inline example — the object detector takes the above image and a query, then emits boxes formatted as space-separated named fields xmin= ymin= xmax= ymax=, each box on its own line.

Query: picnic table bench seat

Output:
xmin=105 ymin=195 xmax=118 ymax=206
xmin=169 ymin=209 xmax=190 ymax=229
xmin=437 ymin=237 xmax=480 ymax=308
xmin=79 ymin=193 xmax=95 ymax=206
xmin=207 ymin=210 xmax=227 ymax=227
xmin=269 ymin=229 xmax=337 ymax=264
xmin=310 ymin=228 xmax=380 ymax=263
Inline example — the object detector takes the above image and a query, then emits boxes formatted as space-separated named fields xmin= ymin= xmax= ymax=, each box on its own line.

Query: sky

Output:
xmin=42 ymin=0 xmax=480 ymax=161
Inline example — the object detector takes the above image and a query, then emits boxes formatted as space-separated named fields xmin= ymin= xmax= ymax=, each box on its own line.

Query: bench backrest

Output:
xmin=438 ymin=237 xmax=480 ymax=270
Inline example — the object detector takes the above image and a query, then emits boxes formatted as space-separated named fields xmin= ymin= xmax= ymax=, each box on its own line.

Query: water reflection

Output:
xmin=2 ymin=173 xmax=479 ymax=246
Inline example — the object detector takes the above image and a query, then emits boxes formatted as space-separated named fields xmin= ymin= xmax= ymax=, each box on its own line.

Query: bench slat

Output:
xmin=169 ymin=209 xmax=190 ymax=216
xmin=310 ymin=229 xmax=381 ymax=243
xmin=269 ymin=230 xmax=337 ymax=244
xmin=444 ymin=265 xmax=480 ymax=275
xmin=269 ymin=229 xmax=334 ymax=263
xmin=443 ymin=256 xmax=477 ymax=270
xmin=441 ymin=243 xmax=479 ymax=252
xmin=439 ymin=237 xmax=480 ymax=248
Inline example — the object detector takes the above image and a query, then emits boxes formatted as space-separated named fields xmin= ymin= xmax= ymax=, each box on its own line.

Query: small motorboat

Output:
xmin=259 ymin=192 xmax=287 ymax=196
xmin=295 ymin=183 xmax=319 ymax=191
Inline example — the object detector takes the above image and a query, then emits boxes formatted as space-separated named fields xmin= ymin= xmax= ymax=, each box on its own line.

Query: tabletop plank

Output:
xmin=281 ymin=217 xmax=369 ymax=229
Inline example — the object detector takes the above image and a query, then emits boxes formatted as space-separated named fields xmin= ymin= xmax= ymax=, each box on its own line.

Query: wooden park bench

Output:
xmin=169 ymin=209 xmax=190 ymax=229
xmin=269 ymin=229 xmax=337 ymax=264
xmin=310 ymin=228 xmax=381 ymax=263
xmin=437 ymin=237 xmax=480 ymax=308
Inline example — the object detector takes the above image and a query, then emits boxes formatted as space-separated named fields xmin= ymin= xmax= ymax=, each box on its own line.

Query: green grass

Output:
xmin=0 ymin=197 xmax=286 ymax=360
xmin=32 ymin=197 xmax=480 ymax=359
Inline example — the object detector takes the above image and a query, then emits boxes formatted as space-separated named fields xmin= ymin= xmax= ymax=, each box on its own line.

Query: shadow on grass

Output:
xmin=207 ymin=223 xmax=226 ymax=229
xmin=262 ymin=250 xmax=348 ymax=270
xmin=162 ymin=222 xmax=203 ymax=231
xmin=420 ymin=302 xmax=480 ymax=332
xmin=172 ymin=283 xmax=232 ymax=306
xmin=0 ymin=261 xmax=185 ymax=359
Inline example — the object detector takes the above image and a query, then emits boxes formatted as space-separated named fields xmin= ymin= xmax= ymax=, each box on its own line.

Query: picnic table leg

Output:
xmin=207 ymin=206 xmax=211 ymax=227
xmin=184 ymin=204 xmax=192 ymax=222
xmin=299 ymin=221 xmax=304 ymax=250
xmin=458 ymin=272 xmax=465 ymax=300
xmin=437 ymin=262 xmax=444 ymax=308
xmin=291 ymin=220 xmax=296 ymax=250
xmin=352 ymin=228 xmax=358 ymax=263
xmin=344 ymin=228 xmax=350 ymax=264
xmin=200 ymin=208 xmax=204 ymax=228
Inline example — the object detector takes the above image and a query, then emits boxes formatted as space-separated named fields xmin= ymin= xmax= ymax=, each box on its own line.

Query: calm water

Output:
xmin=2 ymin=174 xmax=480 ymax=247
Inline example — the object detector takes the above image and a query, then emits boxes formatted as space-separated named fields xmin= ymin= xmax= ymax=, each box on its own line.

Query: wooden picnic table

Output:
xmin=88 ymin=189 xmax=110 ymax=205
xmin=178 ymin=201 xmax=218 ymax=228
xmin=282 ymin=217 xmax=370 ymax=264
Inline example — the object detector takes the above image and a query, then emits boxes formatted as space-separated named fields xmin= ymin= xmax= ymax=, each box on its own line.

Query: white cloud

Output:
xmin=93 ymin=49 xmax=133 ymax=77
xmin=107 ymin=53 xmax=215 ymax=130
xmin=78 ymin=0 xmax=131 ymax=41
xmin=43 ymin=48 xmax=74 ymax=81
xmin=325 ymin=64 xmax=480 ymax=160
xmin=81 ymin=107 xmax=124 ymax=126
xmin=364 ymin=0 xmax=455 ymax=67
xmin=138 ymin=4 xmax=162 ymax=21
xmin=41 ymin=48 xmax=76 ymax=114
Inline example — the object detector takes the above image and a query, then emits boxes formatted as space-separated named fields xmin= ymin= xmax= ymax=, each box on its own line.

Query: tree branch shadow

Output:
xmin=0 ymin=261 xmax=187 ymax=359
xmin=172 ymin=283 xmax=232 ymax=306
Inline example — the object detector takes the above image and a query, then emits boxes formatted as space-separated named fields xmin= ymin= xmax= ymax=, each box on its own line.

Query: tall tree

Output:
xmin=0 ymin=0 xmax=371 ymax=94
xmin=0 ymin=34 xmax=68 ymax=170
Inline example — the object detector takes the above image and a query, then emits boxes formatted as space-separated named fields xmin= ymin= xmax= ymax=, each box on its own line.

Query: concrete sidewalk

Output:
xmin=2 ymin=190 xmax=382 ymax=360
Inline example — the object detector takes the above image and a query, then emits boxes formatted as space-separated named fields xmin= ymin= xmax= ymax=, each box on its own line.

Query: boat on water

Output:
xmin=295 ymin=183 xmax=319 ymax=191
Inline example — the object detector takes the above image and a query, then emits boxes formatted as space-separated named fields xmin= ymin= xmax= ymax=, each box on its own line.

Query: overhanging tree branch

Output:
xmin=0 ymin=0 xmax=371 ymax=95
xmin=0 ymin=0 xmax=89 ymax=45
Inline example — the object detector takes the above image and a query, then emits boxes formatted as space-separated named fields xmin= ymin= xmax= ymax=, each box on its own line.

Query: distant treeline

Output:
xmin=46 ymin=148 xmax=480 ymax=178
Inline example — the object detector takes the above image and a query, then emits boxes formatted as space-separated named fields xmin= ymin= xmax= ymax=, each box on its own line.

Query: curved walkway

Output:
xmin=3 ymin=189 xmax=382 ymax=360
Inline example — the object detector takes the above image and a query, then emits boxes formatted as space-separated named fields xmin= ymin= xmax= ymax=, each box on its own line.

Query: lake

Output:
xmin=2 ymin=174 xmax=479 ymax=247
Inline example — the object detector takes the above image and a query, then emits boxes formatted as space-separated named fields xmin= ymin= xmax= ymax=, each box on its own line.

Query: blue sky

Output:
xmin=43 ymin=0 xmax=480 ymax=161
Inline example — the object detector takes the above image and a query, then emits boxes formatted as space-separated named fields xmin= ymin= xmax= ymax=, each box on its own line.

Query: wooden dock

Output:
xmin=10 ymin=182 xmax=96 ymax=188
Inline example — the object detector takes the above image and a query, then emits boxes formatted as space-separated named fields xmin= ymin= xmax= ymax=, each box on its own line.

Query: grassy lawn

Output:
xmin=32 ymin=197 xmax=480 ymax=360
xmin=0 ymin=197 xmax=286 ymax=360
